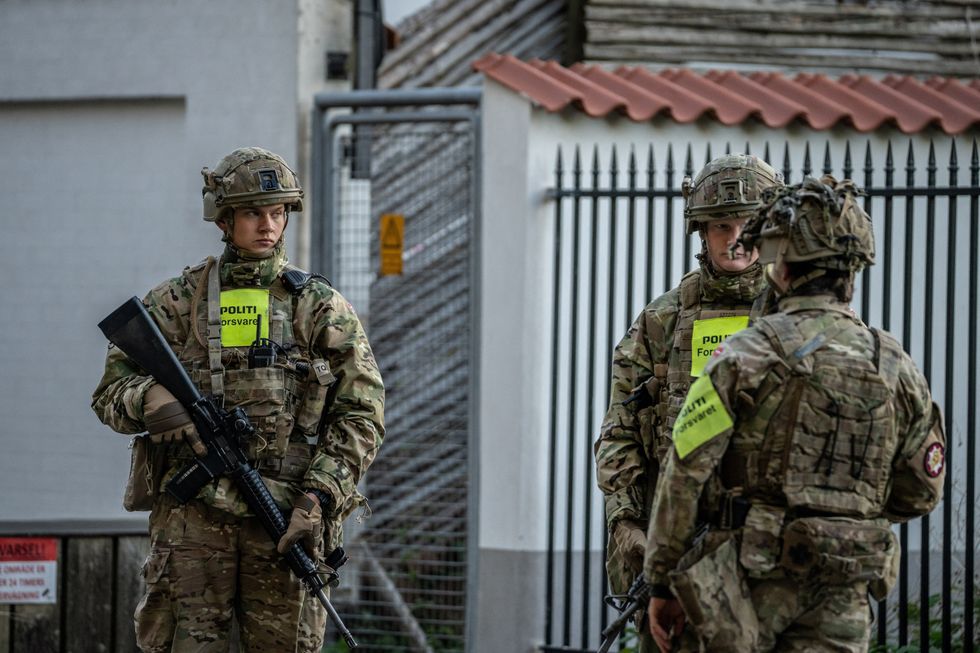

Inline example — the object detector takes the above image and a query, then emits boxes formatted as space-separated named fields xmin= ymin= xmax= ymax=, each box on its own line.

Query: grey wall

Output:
xmin=0 ymin=0 xmax=342 ymax=527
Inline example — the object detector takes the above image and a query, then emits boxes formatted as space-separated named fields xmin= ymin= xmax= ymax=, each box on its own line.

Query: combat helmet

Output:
xmin=201 ymin=147 xmax=304 ymax=222
xmin=683 ymin=154 xmax=783 ymax=234
xmin=737 ymin=175 xmax=875 ymax=273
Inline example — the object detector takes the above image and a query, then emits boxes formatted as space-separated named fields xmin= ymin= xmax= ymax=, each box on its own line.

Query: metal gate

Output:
xmin=542 ymin=138 xmax=979 ymax=652
xmin=311 ymin=89 xmax=480 ymax=652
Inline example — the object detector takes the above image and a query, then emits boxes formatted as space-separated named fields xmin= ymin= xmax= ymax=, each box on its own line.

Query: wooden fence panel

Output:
xmin=0 ymin=605 xmax=10 ymax=650
xmin=65 ymin=537 xmax=113 ymax=652
xmin=115 ymin=536 xmax=149 ymax=652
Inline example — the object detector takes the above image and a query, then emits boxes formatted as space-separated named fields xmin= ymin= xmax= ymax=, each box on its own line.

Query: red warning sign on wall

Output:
xmin=0 ymin=537 xmax=58 ymax=604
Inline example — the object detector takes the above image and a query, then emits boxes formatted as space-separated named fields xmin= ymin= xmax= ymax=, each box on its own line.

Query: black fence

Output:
xmin=541 ymin=137 xmax=979 ymax=652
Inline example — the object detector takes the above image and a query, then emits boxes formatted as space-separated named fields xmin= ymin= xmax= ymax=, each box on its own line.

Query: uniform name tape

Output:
xmin=220 ymin=289 xmax=270 ymax=347
xmin=690 ymin=316 xmax=749 ymax=377
xmin=673 ymin=375 xmax=733 ymax=459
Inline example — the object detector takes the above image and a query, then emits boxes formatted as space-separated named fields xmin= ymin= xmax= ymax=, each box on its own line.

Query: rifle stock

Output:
xmin=98 ymin=297 xmax=358 ymax=649
xmin=98 ymin=297 xmax=202 ymax=407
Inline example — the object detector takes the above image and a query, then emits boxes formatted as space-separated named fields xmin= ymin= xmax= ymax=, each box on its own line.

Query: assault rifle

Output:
xmin=98 ymin=297 xmax=357 ymax=649
xmin=597 ymin=574 xmax=651 ymax=653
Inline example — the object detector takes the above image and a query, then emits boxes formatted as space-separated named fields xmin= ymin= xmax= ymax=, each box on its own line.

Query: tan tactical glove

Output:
xmin=142 ymin=384 xmax=206 ymax=456
xmin=277 ymin=493 xmax=323 ymax=556
xmin=613 ymin=519 xmax=647 ymax=576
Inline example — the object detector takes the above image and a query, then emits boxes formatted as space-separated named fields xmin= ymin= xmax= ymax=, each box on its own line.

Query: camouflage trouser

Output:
xmin=134 ymin=498 xmax=327 ymax=653
xmin=749 ymin=576 xmax=871 ymax=652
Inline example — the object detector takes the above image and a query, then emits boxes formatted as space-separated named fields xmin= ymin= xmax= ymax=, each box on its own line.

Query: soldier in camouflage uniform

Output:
xmin=92 ymin=147 xmax=385 ymax=652
xmin=645 ymin=176 xmax=945 ymax=652
xmin=594 ymin=155 xmax=781 ymax=651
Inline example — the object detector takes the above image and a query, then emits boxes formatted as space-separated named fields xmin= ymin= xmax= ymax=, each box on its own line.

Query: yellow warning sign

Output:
xmin=380 ymin=213 xmax=404 ymax=276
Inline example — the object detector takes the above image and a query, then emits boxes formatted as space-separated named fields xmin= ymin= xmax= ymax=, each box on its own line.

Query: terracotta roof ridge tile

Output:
xmin=473 ymin=53 xmax=583 ymax=112
xmin=748 ymin=72 xmax=849 ymax=130
xmin=915 ymin=76 xmax=980 ymax=133
xmin=840 ymin=74 xmax=942 ymax=133
xmin=660 ymin=68 xmax=760 ymax=125
xmin=528 ymin=59 xmax=626 ymax=117
xmin=796 ymin=72 xmax=893 ymax=132
xmin=472 ymin=55 xmax=980 ymax=134
xmin=614 ymin=66 xmax=714 ymax=123
xmin=704 ymin=70 xmax=809 ymax=128
xmin=571 ymin=62 xmax=672 ymax=121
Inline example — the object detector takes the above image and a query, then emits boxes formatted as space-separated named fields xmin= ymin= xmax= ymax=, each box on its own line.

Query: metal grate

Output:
xmin=328 ymin=121 xmax=474 ymax=652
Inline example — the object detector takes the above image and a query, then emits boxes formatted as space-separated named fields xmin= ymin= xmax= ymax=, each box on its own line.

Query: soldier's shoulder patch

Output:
xmin=924 ymin=442 xmax=945 ymax=478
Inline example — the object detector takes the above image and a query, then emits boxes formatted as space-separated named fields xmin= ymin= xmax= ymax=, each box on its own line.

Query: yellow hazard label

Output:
xmin=673 ymin=375 xmax=733 ymax=459
xmin=220 ymin=289 xmax=269 ymax=347
xmin=379 ymin=213 xmax=404 ymax=276
xmin=690 ymin=316 xmax=749 ymax=377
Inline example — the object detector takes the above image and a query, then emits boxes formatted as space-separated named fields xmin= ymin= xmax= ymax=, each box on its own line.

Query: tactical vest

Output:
xmin=651 ymin=270 xmax=754 ymax=463
xmin=724 ymin=311 xmax=903 ymax=518
xmin=174 ymin=257 xmax=335 ymax=483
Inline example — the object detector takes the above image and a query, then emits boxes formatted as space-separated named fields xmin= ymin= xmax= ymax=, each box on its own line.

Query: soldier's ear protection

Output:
xmin=202 ymin=167 xmax=221 ymax=220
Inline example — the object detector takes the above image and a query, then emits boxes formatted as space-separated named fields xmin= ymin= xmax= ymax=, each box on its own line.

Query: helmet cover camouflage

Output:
xmin=683 ymin=154 xmax=783 ymax=234
xmin=737 ymin=175 xmax=875 ymax=272
xmin=201 ymin=147 xmax=304 ymax=222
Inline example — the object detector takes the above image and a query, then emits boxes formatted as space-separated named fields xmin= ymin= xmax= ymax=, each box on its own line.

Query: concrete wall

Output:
xmin=478 ymin=76 xmax=980 ymax=650
xmin=0 ymin=0 xmax=347 ymax=529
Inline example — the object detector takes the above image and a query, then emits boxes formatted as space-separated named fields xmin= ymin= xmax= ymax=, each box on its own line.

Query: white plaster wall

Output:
xmin=0 ymin=0 xmax=349 ymax=527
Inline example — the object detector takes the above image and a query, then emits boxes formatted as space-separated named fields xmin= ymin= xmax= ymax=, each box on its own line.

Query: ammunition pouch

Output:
xmin=123 ymin=435 xmax=167 ymax=512
xmin=668 ymin=536 xmax=761 ymax=652
xmin=738 ymin=504 xmax=785 ymax=576
xmin=257 ymin=441 xmax=316 ymax=484
xmin=779 ymin=516 xmax=898 ymax=599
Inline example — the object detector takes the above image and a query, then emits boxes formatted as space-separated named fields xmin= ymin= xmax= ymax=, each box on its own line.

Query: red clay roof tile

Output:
xmin=747 ymin=72 xmax=850 ymax=131
xmin=704 ymin=70 xmax=808 ymax=128
xmin=528 ymin=59 xmax=626 ymax=117
xmin=660 ymin=68 xmax=760 ymax=125
xmin=840 ymin=74 xmax=942 ymax=133
xmin=471 ymin=53 xmax=980 ymax=135
xmin=897 ymin=76 xmax=980 ymax=134
xmin=614 ymin=66 xmax=713 ymax=122
xmin=571 ymin=63 xmax=671 ymax=121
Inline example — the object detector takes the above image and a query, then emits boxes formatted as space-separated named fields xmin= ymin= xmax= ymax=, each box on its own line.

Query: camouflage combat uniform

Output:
xmin=595 ymin=155 xmax=780 ymax=652
xmin=645 ymin=177 xmax=945 ymax=652
xmin=595 ymin=261 xmax=764 ymax=577
xmin=92 ymin=148 xmax=384 ymax=652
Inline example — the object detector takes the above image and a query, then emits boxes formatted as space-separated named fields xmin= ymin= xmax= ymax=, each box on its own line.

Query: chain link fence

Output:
xmin=323 ymin=117 xmax=475 ymax=652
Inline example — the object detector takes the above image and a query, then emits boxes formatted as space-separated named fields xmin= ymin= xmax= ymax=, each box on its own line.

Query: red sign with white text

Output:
xmin=0 ymin=538 xmax=58 ymax=604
